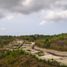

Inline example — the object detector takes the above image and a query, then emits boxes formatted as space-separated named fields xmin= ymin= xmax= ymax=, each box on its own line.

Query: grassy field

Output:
xmin=0 ymin=33 xmax=67 ymax=51
xmin=0 ymin=50 xmax=67 ymax=67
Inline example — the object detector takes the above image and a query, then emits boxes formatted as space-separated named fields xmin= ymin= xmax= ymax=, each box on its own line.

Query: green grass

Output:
xmin=0 ymin=50 xmax=67 ymax=67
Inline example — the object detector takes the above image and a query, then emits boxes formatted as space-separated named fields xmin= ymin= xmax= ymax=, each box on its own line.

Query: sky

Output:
xmin=0 ymin=0 xmax=67 ymax=35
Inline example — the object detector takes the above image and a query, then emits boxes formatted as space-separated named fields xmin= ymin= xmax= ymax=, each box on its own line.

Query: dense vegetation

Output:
xmin=0 ymin=33 xmax=67 ymax=51
xmin=0 ymin=50 xmax=67 ymax=67
xmin=0 ymin=33 xmax=67 ymax=67
xmin=0 ymin=36 xmax=15 ymax=48
xmin=35 ymin=33 xmax=67 ymax=51
xmin=18 ymin=33 xmax=67 ymax=51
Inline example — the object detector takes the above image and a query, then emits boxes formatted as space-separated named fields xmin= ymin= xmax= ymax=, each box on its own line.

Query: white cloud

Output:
xmin=0 ymin=0 xmax=67 ymax=23
xmin=39 ymin=9 xmax=67 ymax=25
xmin=6 ymin=15 xmax=15 ymax=20
xmin=22 ymin=0 xmax=32 ymax=6
xmin=45 ymin=10 xmax=67 ymax=21
xmin=40 ymin=21 xmax=47 ymax=25
xmin=0 ymin=27 xmax=6 ymax=31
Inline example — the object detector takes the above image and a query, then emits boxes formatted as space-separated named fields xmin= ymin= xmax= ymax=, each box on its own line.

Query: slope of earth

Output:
xmin=0 ymin=50 xmax=66 ymax=67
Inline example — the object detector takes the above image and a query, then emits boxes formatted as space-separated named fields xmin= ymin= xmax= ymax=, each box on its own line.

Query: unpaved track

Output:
xmin=34 ymin=46 xmax=67 ymax=65
xmin=34 ymin=46 xmax=67 ymax=57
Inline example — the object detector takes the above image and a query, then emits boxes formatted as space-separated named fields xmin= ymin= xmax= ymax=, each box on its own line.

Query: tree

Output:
xmin=44 ymin=38 xmax=50 ymax=48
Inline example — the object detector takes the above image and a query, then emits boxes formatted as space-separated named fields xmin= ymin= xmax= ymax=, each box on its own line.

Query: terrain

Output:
xmin=0 ymin=33 xmax=67 ymax=67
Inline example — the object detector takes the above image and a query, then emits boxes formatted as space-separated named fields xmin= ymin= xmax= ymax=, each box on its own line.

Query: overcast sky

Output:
xmin=0 ymin=0 xmax=67 ymax=35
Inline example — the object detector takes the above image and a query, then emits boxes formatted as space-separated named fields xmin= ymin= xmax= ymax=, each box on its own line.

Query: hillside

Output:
xmin=0 ymin=33 xmax=67 ymax=51
xmin=0 ymin=50 xmax=66 ymax=67
xmin=0 ymin=33 xmax=67 ymax=67
xmin=35 ymin=33 xmax=67 ymax=51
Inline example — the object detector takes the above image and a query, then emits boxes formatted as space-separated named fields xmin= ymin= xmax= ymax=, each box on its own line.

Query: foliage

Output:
xmin=0 ymin=50 xmax=67 ymax=67
xmin=0 ymin=33 xmax=67 ymax=51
